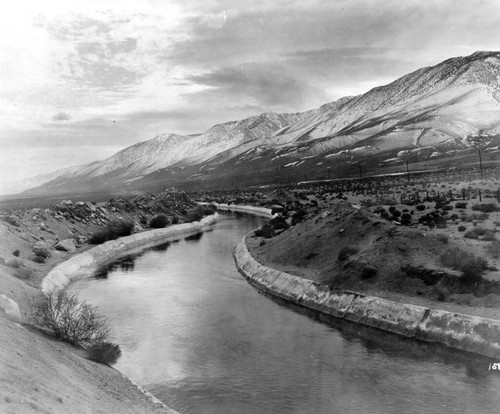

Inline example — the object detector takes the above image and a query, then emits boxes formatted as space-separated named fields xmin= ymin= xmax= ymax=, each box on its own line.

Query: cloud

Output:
xmin=187 ymin=63 xmax=329 ymax=111
xmin=52 ymin=111 xmax=72 ymax=121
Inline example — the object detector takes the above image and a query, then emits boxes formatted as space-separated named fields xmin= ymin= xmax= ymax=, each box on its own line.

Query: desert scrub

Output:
xmin=487 ymin=240 xmax=500 ymax=259
xmin=89 ymin=219 xmax=134 ymax=244
xmin=2 ymin=215 xmax=20 ymax=226
xmin=13 ymin=267 xmax=34 ymax=280
xmin=87 ymin=341 xmax=122 ymax=365
xmin=337 ymin=246 xmax=359 ymax=262
xmin=471 ymin=203 xmax=499 ymax=213
xmin=35 ymin=290 xmax=109 ymax=347
xmin=440 ymin=247 xmax=488 ymax=284
xmin=149 ymin=214 xmax=169 ymax=228
xmin=436 ymin=233 xmax=449 ymax=243
xmin=464 ymin=227 xmax=496 ymax=241
xmin=185 ymin=204 xmax=216 ymax=222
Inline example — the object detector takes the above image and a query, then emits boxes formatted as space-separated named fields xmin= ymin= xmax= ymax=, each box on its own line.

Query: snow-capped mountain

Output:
xmin=20 ymin=51 xmax=500 ymax=195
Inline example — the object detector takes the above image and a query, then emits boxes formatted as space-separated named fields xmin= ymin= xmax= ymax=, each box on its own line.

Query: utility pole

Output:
xmin=478 ymin=148 xmax=483 ymax=177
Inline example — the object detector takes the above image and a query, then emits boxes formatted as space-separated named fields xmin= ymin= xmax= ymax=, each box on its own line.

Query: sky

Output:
xmin=1 ymin=0 xmax=500 ymax=185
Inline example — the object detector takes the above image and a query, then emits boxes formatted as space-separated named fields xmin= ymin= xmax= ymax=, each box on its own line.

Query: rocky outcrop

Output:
xmin=55 ymin=239 xmax=76 ymax=252
xmin=234 ymin=235 xmax=500 ymax=358
xmin=0 ymin=295 xmax=21 ymax=322
xmin=42 ymin=213 xmax=219 ymax=293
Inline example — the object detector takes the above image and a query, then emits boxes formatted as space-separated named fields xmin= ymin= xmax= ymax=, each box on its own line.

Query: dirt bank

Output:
xmin=249 ymin=201 xmax=500 ymax=320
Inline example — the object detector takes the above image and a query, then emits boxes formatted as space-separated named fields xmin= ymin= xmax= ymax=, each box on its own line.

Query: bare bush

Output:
xmin=338 ymin=246 xmax=359 ymax=262
xmin=35 ymin=290 xmax=109 ymax=347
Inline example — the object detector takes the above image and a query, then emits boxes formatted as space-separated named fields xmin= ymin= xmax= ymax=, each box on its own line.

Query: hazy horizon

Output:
xmin=1 ymin=0 xmax=500 ymax=186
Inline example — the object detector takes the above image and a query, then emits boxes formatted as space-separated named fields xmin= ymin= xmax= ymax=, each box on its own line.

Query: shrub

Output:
xmin=440 ymin=247 xmax=488 ymax=283
xmin=14 ymin=267 xmax=34 ymax=280
xmin=464 ymin=227 xmax=496 ymax=240
xmin=360 ymin=265 xmax=377 ymax=279
xmin=89 ymin=219 xmax=134 ymax=245
xmin=436 ymin=233 xmax=449 ymax=243
xmin=171 ymin=216 xmax=180 ymax=224
xmin=435 ymin=215 xmax=447 ymax=228
xmin=270 ymin=216 xmax=289 ymax=230
xmin=88 ymin=230 xmax=108 ymax=245
xmin=87 ymin=341 xmax=121 ymax=365
xmin=33 ymin=256 xmax=46 ymax=264
xmin=416 ymin=204 xmax=426 ymax=211
xmin=455 ymin=202 xmax=467 ymax=209
xmin=338 ymin=246 xmax=359 ymax=262
xmin=3 ymin=215 xmax=20 ymax=227
xmin=472 ymin=203 xmax=499 ymax=213
xmin=484 ymin=231 xmax=497 ymax=242
xmin=35 ymin=290 xmax=109 ymax=347
xmin=487 ymin=240 xmax=500 ymax=258
xmin=149 ymin=214 xmax=169 ymax=229
xmin=400 ymin=213 xmax=412 ymax=226
xmin=433 ymin=285 xmax=449 ymax=302
xmin=108 ymin=219 xmax=134 ymax=238
xmin=7 ymin=258 xmax=24 ymax=268
xmin=464 ymin=229 xmax=479 ymax=239
xmin=12 ymin=249 xmax=20 ymax=257
xmin=185 ymin=204 xmax=216 ymax=222
xmin=442 ymin=205 xmax=453 ymax=211
xmin=457 ymin=225 xmax=467 ymax=232
xmin=254 ymin=224 xmax=274 ymax=238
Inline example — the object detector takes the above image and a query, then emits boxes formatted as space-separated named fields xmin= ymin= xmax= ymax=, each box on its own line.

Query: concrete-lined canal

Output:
xmin=70 ymin=213 xmax=500 ymax=414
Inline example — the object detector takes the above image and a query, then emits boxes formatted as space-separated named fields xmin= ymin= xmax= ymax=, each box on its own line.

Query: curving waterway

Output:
xmin=70 ymin=213 xmax=500 ymax=414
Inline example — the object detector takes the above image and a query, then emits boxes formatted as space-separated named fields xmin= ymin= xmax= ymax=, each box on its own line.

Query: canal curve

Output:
xmin=69 ymin=212 xmax=500 ymax=414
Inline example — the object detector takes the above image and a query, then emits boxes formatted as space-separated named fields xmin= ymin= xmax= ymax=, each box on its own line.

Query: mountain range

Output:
xmin=15 ymin=51 xmax=500 ymax=196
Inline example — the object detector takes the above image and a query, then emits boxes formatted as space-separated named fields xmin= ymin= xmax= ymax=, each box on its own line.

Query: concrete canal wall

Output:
xmin=42 ymin=213 xmax=219 ymax=293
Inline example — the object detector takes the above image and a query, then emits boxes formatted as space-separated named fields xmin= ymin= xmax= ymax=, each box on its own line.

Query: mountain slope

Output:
xmin=22 ymin=51 xmax=500 ymax=195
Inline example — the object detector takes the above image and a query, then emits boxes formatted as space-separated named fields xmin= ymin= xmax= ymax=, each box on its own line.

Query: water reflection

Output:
xmin=73 ymin=214 xmax=500 ymax=414
xmin=94 ymin=254 xmax=141 ymax=278
xmin=184 ymin=232 xmax=204 ymax=241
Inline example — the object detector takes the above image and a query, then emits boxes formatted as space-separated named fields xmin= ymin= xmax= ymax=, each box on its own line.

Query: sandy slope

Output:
xmin=0 ymin=316 xmax=171 ymax=414
xmin=0 ymin=203 xmax=181 ymax=413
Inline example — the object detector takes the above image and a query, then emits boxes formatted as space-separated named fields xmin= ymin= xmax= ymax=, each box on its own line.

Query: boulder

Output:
xmin=0 ymin=295 xmax=21 ymax=322
xmin=55 ymin=239 xmax=76 ymax=252
xmin=32 ymin=241 xmax=51 ymax=258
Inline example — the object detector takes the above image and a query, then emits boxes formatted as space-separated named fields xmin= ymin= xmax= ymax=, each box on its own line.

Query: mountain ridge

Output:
xmin=17 ymin=51 xmax=500 ymax=196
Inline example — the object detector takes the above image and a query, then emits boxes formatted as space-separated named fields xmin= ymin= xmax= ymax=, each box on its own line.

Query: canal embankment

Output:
xmin=234 ymin=233 xmax=500 ymax=358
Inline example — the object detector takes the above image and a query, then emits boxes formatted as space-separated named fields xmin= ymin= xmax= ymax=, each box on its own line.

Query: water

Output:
xmin=70 ymin=213 xmax=500 ymax=414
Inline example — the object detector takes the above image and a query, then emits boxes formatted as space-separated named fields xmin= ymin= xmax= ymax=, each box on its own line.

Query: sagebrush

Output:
xmin=89 ymin=219 xmax=134 ymax=245
xmin=35 ymin=290 xmax=109 ymax=347
xmin=87 ymin=341 xmax=122 ymax=365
